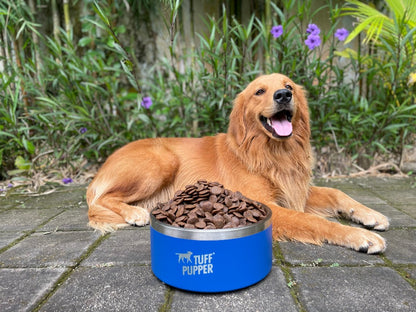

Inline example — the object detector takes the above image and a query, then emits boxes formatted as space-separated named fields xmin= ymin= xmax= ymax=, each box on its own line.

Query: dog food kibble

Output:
xmin=152 ymin=181 xmax=268 ymax=229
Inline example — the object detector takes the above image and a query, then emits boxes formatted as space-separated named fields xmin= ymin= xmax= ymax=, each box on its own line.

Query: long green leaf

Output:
xmin=92 ymin=1 xmax=110 ymax=27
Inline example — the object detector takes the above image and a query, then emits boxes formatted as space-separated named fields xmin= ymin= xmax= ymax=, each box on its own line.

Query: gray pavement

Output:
xmin=0 ymin=177 xmax=415 ymax=312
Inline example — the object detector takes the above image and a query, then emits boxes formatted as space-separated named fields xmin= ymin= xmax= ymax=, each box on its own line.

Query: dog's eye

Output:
xmin=285 ymin=85 xmax=293 ymax=91
xmin=255 ymin=89 xmax=265 ymax=96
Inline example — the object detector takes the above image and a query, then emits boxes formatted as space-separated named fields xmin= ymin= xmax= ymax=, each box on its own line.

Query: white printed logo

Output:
xmin=175 ymin=251 xmax=193 ymax=263
xmin=175 ymin=251 xmax=215 ymax=276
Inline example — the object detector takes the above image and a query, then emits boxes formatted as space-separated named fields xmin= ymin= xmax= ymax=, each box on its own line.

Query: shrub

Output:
xmin=1 ymin=0 xmax=415 ymax=184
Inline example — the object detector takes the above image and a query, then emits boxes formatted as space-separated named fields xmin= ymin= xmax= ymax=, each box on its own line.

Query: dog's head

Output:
xmin=228 ymin=73 xmax=310 ymax=147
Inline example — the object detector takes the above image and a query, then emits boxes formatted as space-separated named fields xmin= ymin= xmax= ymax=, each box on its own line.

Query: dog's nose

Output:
xmin=274 ymin=89 xmax=292 ymax=104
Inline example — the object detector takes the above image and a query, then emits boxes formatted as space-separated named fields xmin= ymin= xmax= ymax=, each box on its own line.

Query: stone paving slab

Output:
xmin=0 ymin=232 xmax=25 ymax=250
xmin=0 ymin=231 xmax=100 ymax=268
xmin=39 ymin=266 xmax=167 ymax=312
xmin=82 ymin=228 xmax=151 ymax=266
xmin=0 ymin=177 xmax=415 ymax=311
xmin=38 ymin=207 xmax=92 ymax=232
xmin=0 ymin=208 xmax=64 ymax=232
xmin=409 ymin=268 xmax=416 ymax=280
xmin=169 ymin=267 xmax=297 ymax=312
xmin=380 ymin=229 xmax=416 ymax=264
xmin=291 ymin=267 xmax=416 ymax=312
xmin=371 ymin=203 xmax=416 ymax=228
xmin=278 ymin=242 xmax=384 ymax=266
xmin=0 ymin=268 xmax=66 ymax=312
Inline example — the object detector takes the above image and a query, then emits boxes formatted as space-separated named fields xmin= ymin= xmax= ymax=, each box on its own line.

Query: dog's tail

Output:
xmin=87 ymin=185 xmax=128 ymax=233
xmin=88 ymin=204 xmax=128 ymax=233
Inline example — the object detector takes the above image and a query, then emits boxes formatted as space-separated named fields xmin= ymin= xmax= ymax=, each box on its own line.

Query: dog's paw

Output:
xmin=346 ymin=228 xmax=386 ymax=254
xmin=124 ymin=206 xmax=150 ymax=227
xmin=350 ymin=209 xmax=390 ymax=231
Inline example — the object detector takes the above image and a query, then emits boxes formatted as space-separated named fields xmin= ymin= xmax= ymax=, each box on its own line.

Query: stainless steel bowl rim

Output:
xmin=150 ymin=205 xmax=272 ymax=240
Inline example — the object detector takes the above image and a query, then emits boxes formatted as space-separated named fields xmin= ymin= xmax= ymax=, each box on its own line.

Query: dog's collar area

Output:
xmin=260 ymin=111 xmax=293 ymax=138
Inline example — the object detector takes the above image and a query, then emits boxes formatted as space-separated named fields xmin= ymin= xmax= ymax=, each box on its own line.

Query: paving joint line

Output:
xmin=272 ymin=242 xmax=307 ymax=312
xmin=378 ymin=254 xmax=416 ymax=290
xmin=32 ymin=232 xmax=111 ymax=311
xmin=0 ymin=209 xmax=67 ymax=255
xmin=158 ymin=287 xmax=175 ymax=312
xmin=355 ymin=181 xmax=416 ymax=220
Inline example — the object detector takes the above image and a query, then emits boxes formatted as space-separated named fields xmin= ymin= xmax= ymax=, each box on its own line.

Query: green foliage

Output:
xmin=0 ymin=0 xmax=148 ymax=179
xmin=338 ymin=0 xmax=416 ymax=157
xmin=0 ymin=0 xmax=415 ymax=181
xmin=145 ymin=0 xmax=416 ymax=159
xmin=343 ymin=0 xmax=416 ymax=46
xmin=145 ymin=9 xmax=262 ymax=138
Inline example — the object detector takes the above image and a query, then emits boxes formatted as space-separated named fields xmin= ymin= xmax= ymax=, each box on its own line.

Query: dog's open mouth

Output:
xmin=260 ymin=110 xmax=293 ymax=138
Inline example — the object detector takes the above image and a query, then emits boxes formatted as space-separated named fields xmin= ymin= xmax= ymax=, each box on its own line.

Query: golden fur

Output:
xmin=87 ymin=73 xmax=389 ymax=253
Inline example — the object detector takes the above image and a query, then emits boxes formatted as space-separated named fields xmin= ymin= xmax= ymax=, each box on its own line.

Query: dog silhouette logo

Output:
xmin=176 ymin=251 xmax=193 ymax=263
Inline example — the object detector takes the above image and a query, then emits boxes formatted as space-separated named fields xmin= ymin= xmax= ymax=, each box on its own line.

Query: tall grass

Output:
xmin=144 ymin=0 xmax=416 ymax=162
xmin=0 ymin=0 xmax=415 ymax=184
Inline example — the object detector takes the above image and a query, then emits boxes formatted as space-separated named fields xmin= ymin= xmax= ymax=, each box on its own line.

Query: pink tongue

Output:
xmin=271 ymin=117 xmax=292 ymax=136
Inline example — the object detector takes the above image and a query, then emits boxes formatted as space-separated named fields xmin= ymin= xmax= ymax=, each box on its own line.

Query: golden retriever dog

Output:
xmin=87 ymin=73 xmax=389 ymax=254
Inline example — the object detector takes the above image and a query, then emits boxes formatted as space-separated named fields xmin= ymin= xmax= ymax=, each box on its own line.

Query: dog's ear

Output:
xmin=294 ymin=84 xmax=311 ymax=136
xmin=228 ymin=92 xmax=247 ymax=146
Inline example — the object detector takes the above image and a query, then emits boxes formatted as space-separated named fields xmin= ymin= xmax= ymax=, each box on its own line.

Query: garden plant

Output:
xmin=0 ymin=0 xmax=415 ymax=192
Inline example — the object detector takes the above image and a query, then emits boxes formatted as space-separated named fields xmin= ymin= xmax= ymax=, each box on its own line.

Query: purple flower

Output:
xmin=306 ymin=24 xmax=320 ymax=35
xmin=62 ymin=178 xmax=73 ymax=184
xmin=141 ymin=97 xmax=152 ymax=109
xmin=79 ymin=127 xmax=87 ymax=134
xmin=334 ymin=28 xmax=349 ymax=41
xmin=270 ymin=25 xmax=283 ymax=38
xmin=0 ymin=183 xmax=13 ymax=192
xmin=305 ymin=34 xmax=321 ymax=50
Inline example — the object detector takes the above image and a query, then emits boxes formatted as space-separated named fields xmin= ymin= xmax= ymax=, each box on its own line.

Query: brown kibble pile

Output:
xmin=152 ymin=181 xmax=268 ymax=229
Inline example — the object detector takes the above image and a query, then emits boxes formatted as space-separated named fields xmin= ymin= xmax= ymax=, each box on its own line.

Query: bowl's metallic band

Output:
xmin=150 ymin=205 xmax=272 ymax=241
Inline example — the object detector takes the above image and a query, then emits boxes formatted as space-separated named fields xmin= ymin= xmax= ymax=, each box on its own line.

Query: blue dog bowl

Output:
xmin=150 ymin=205 xmax=272 ymax=293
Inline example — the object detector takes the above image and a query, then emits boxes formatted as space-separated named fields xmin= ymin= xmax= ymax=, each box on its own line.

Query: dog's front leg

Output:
xmin=305 ymin=186 xmax=389 ymax=231
xmin=269 ymin=204 xmax=386 ymax=253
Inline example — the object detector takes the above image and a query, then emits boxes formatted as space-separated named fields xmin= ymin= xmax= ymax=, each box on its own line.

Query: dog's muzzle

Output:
xmin=260 ymin=89 xmax=294 ymax=138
